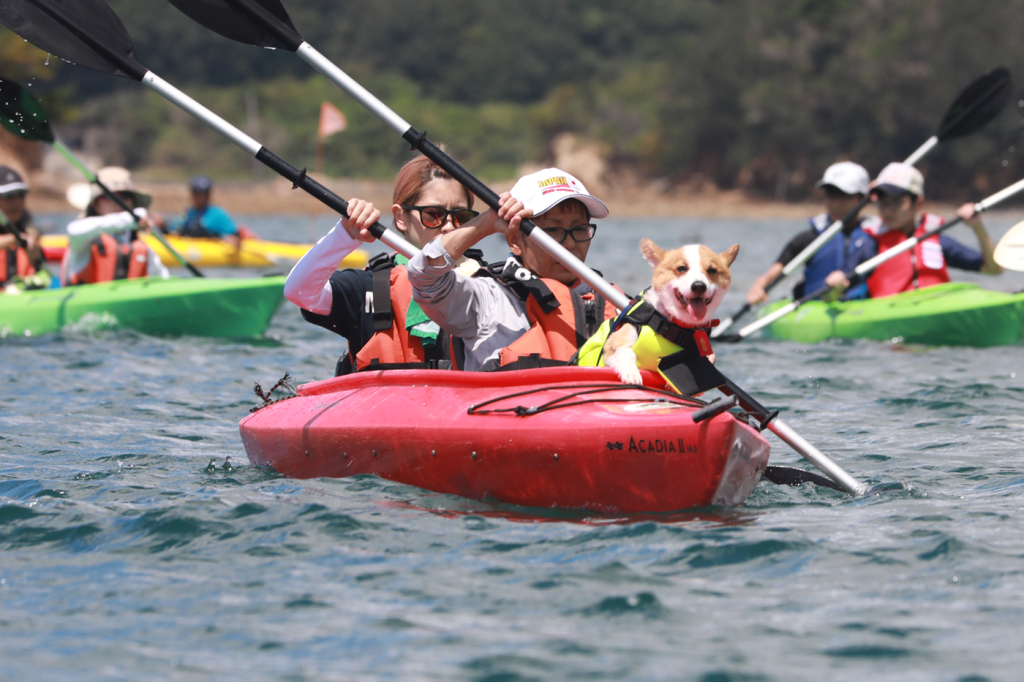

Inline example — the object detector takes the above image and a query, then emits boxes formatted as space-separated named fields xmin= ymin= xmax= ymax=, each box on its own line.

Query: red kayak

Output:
xmin=239 ymin=367 xmax=772 ymax=513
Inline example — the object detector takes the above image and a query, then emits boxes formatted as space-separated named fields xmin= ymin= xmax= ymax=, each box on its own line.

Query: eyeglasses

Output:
xmin=874 ymin=193 xmax=909 ymax=209
xmin=540 ymin=224 xmax=597 ymax=244
xmin=402 ymin=205 xmax=479 ymax=228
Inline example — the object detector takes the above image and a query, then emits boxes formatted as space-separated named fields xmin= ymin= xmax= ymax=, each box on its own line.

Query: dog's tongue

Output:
xmin=687 ymin=298 xmax=708 ymax=321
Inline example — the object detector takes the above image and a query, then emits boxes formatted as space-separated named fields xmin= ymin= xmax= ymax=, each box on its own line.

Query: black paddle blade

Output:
xmin=164 ymin=0 xmax=303 ymax=52
xmin=763 ymin=465 xmax=844 ymax=492
xmin=937 ymin=67 xmax=1011 ymax=140
xmin=0 ymin=0 xmax=146 ymax=81
xmin=0 ymin=77 xmax=54 ymax=143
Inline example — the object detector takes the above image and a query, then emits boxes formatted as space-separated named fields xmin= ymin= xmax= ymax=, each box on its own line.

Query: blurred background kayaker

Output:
xmin=284 ymin=154 xmax=479 ymax=376
xmin=162 ymin=175 xmax=240 ymax=246
xmin=746 ymin=161 xmax=877 ymax=305
xmin=62 ymin=167 xmax=169 ymax=286
xmin=0 ymin=165 xmax=44 ymax=273
xmin=861 ymin=163 xmax=1002 ymax=299
xmin=407 ymin=167 xmax=617 ymax=372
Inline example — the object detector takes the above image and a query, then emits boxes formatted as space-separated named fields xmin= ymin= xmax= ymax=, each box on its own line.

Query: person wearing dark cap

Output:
xmin=859 ymin=162 xmax=1002 ymax=298
xmin=0 ymin=165 xmax=44 ymax=272
xmin=167 ymin=175 xmax=239 ymax=245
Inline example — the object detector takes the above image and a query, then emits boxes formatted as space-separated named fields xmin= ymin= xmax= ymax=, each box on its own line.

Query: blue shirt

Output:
xmin=171 ymin=205 xmax=237 ymax=238
xmin=938 ymin=234 xmax=983 ymax=271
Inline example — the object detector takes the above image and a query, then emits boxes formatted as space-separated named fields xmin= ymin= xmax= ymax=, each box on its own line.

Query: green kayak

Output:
xmin=1 ymin=276 xmax=284 ymax=338
xmin=759 ymin=282 xmax=1024 ymax=347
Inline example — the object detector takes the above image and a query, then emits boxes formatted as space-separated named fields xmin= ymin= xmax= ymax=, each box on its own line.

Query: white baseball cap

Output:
xmin=874 ymin=162 xmax=925 ymax=197
xmin=510 ymin=168 xmax=609 ymax=219
xmin=815 ymin=161 xmax=869 ymax=195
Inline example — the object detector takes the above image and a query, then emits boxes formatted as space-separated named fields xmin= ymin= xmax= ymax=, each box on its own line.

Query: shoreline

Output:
xmin=23 ymin=172 xmax=1013 ymax=221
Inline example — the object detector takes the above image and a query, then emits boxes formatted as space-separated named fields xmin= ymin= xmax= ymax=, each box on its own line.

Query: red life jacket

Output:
xmin=68 ymin=233 xmax=149 ymax=286
xmin=863 ymin=213 xmax=950 ymax=298
xmin=354 ymin=261 xmax=452 ymax=371
xmin=1 ymin=244 xmax=36 ymax=283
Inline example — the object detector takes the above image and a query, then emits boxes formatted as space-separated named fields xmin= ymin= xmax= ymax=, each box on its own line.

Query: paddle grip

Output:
xmin=253 ymin=146 xmax=387 ymax=241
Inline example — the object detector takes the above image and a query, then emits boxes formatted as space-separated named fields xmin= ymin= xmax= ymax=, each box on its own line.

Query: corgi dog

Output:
xmin=604 ymin=239 xmax=739 ymax=385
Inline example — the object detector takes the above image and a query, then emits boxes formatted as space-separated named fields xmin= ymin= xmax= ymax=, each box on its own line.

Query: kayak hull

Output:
xmin=1 ymin=276 xmax=284 ymax=338
xmin=240 ymin=367 xmax=772 ymax=513
xmin=40 ymin=234 xmax=368 ymax=269
xmin=761 ymin=283 xmax=1024 ymax=347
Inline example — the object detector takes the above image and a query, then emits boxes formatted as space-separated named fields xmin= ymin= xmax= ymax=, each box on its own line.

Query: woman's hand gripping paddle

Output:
xmin=0 ymin=0 xmax=416 ymax=259
xmin=742 ymin=174 xmax=1024 ymax=338
xmin=713 ymin=66 xmax=1012 ymax=339
xmin=0 ymin=75 xmax=205 ymax=277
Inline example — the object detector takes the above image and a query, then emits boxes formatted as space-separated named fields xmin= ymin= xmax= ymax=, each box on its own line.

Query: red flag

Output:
xmin=318 ymin=102 xmax=347 ymax=139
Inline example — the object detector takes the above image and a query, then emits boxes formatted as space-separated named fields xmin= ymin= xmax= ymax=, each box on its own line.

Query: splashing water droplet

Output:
xmin=1002 ymin=160 xmax=1009 ymax=167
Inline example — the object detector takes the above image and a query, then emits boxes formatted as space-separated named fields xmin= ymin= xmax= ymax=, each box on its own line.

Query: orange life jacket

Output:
xmin=863 ymin=213 xmax=950 ymax=298
xmin=496 ymin=279 xmax=617 ymax=368
xmin=1 ymin=244 xmax=36 ymax=283
xmin=352 ymin=255 xmax=452 ymax=372
xmin=68 ymin=233 xmax=149 ymax=286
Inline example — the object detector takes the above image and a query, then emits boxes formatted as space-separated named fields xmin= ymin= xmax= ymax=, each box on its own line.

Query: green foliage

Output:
xmin=23 ymin=0 xmax=1024 ymax=200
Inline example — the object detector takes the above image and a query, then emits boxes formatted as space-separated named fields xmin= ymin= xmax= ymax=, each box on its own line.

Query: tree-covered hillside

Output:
xmin=9 ymin=0 xmax=1024 ymax=200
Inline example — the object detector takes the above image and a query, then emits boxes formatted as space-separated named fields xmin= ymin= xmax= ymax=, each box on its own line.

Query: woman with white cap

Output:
xmin=746 ymin=161 xmax=878 ymax=303
xmin=62 ymin=167 xmax=169 ymax=286
xmin=406 ymin=167 xmax=618 ymax=371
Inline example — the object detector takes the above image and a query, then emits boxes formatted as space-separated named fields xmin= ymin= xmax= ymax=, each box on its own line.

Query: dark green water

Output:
xmin=3 ymin=214 xmax=1024 ymax=681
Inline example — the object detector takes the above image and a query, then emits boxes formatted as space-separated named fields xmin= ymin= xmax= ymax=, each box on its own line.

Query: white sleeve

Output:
xmin=283 ymin=221 xmax=362 ymax=315
xmin=65 ymin=209 xmax=148 ymax=280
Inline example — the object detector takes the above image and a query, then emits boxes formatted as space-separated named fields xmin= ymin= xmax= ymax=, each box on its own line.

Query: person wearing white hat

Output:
xmin=858 ymin=162 xmax=1001 ymax=298
xmin=406 ymin=167 xmax=618 ymax=371
xmin=62 ymin=166 xmax=169 ymax=286
xmin=0 ymin=165 xmax=44 ymax=273
xmin=747 ymin=161 xmax=877 ymax=303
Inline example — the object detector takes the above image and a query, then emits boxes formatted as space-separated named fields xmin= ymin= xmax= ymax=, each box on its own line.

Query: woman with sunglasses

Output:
xmin=62 ymin=167 xmax=169 ymax=286
xmin=406 ymin=167 xmax=618 ymax=372
xmin=284 ymin=154 xmax=479 ymax=375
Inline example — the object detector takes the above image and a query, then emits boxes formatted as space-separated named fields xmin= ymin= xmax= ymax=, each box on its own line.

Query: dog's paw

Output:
xmin=616 ymin=365 xmax=644 ymax=385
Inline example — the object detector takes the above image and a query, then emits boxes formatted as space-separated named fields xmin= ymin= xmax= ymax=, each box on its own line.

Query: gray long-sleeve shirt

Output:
xmin=406 ymin=237 xmax=529 ymax=371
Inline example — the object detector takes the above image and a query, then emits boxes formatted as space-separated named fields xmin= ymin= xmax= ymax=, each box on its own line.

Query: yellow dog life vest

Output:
xmin=576 ymin=295 xmax=721 ymax=395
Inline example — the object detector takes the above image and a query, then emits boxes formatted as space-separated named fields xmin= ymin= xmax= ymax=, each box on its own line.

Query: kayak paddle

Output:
xmin=740 ymin=174 xmax=1024 ymax=338
xmin=0 ymin=75 xmax=206 ymax=277
xmin=713 ymin=66 xmax=1012 ymax=338
xmin=0 ymin=0 xmax=416 ymax=259
xmin=161 ymin=0 xmax=869 ymax=496
xmin=993 ymin=220 xmax=1024 ymax=271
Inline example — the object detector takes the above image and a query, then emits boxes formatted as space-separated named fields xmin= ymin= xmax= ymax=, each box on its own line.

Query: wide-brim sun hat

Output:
xmin=510 ymin=168 xmax=609 ymax=220
xmin=67 ymin=166 xmax=152 ymax=211
xmin=815 ymin=161 xmax=869 ymax=196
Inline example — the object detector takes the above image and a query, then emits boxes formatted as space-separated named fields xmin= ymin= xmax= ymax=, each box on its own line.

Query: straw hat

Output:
xmin=66 ymin=166 xmax=152 ymax=212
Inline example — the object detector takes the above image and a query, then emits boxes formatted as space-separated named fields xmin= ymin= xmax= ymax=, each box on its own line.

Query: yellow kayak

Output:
xmin=40 ymin=233 xmax=368 ymax=269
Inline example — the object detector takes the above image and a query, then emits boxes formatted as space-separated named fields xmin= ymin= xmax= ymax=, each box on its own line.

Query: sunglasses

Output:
xmin=874 ymin=193 xmax=910 ymax=209
xmin=0 ymin=191 xmax=27 ymax=199
xmin=402 ymin=205 xmax=479 ymax=228
xmin=541 ymin=224 xmax=597 ymax=244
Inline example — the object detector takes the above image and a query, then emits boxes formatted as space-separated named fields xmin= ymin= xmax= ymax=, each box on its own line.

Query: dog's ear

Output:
xmin=640 ymin=239 xmax=665 ymax=268
xmin=720 ymin=244 xmax=740 ymax=266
